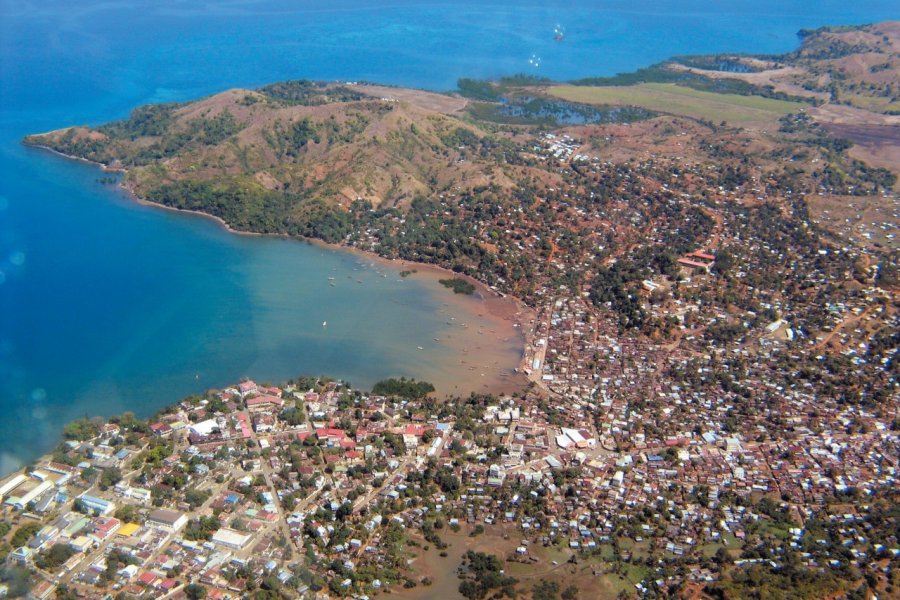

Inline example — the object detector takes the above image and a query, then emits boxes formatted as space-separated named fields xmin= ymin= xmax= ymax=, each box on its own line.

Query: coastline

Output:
xmin=26 ymin=141 xmax=537 ymax=392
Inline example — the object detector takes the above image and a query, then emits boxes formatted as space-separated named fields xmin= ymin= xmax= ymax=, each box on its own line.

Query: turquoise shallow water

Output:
xmin=0 ymin=0 xmax=896 ymax=472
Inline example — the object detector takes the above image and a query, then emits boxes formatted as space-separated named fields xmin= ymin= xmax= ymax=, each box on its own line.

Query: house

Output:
xmin=89 ymin=518 xmax=121 ymax=543
xmin=678 ymin=251 xmax=715 ymax=273
xmin=238 ymin=380 xmax=258 ymax=398
xmin=253 ymin=414 xmax=276 ymax=433
xmin=149 ymin=422 xmax=173 ymax=437
xmin=9 ymin=547 xmax=32 ymax=566
xmin=316 ymin=428 xmax=348 ymax=447
xmin=246 ymin=395 xmax=284 ymax=411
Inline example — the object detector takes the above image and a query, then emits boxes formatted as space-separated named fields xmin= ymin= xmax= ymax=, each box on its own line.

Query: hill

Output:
xmin=26 ymin=81 xmax=548 ymax=239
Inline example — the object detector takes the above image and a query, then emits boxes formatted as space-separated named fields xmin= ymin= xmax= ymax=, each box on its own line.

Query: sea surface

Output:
xmin=0 ymin=0 xmax=896 ymax=473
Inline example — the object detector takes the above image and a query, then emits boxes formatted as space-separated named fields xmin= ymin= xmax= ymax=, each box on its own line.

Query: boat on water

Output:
xmin=554 ymin=24 xmax=565 ymax=41
xmin=322 ymin=321 xmax=327 ymax=327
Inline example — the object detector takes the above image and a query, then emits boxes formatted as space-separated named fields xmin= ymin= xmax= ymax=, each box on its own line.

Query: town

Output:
xmin=0 ymin=355 xmax=896 ymax=599
xmin=7 ymin=105 xmax=900 ymax=600
xmin=8 ymin=21 xmax=900 ymax=600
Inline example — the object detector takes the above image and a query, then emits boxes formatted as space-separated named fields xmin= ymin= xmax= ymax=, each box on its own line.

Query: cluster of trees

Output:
xmin=438 ymin=277 xmax=475 ymax=295
xmin=10 ymin=523 xmax=40 ymax=548
xmin=34 ymin=543 xmax=77 ymax=570
xmin=671 ymin=54 xmax=761 ymax=73
xmin=467 ymin=97 xmax=655 ymax=127
xmin=62 ymin=417 xmax=102 ymax=441
xmin=184 ymin=515 xmax=221 ymax=541
xmin=572 ymin=63 xmax=809 ymax=102
xmin=532 ymin=580 xmax=580 ymax=600
xmin=371 ymin=377 xmax=435 ymax=399
xmin=589 ymin=263 xmax=647 ymax=330
xmin=258 ymin=80 xmax=365 ymax=106
xmin=457 ymin=550 xmax=518 ymax=599
xmin=30 ymin=104 xmax=246 ymax=167
xmin=706 ymin=563 xmax=847 ymax=600
xmin=148 ymin=178 xmax=291 ymax=233
xmin=264 ymin=117 xmax=320 ymax=159
xmin=100 ymin=103 xmax=177 ymax=139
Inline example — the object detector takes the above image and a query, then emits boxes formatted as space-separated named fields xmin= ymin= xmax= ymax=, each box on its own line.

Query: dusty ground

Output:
xmin=807 ymin=193 xmax=900 ymax=251
xmin=810 ymin=104 xmax=900 ymax=127
xmin=668 ymin=62 xmax=830 ymax=103
xmin=393 ymin=524 xmax=647 ymax=600
xmin=350 ymin=83 xmax=468 ymax=113
xmin=821 ymin=123 xmax=900 ymax=177
xmin=804 ymin=105 xmax=900 ymax=176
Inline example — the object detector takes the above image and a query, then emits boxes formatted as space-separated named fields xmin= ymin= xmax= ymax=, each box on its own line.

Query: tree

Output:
xmin=35 ymin=543 xmax=77 ymax=570
xmin=336 ymin=502 xmax=353 ymax=521
xmin=115 ymin=504 xmax=138 ymax=523
xmin=562 ymin=584 xmax=579 ymax=600
xmin=533 ymin=580 xmax=560 ymax=600
xmin=713 ymin=546 xmax=733 ymax=566
xmin=10 ymin=522 xmax=41 ymax=547
xmin=100 ymin=466 xmax=123 ymax=490
xmin=185 ymin=584 xmax=207 ymax=600
xmin=184 ymin=487 xmax=211 ymax=509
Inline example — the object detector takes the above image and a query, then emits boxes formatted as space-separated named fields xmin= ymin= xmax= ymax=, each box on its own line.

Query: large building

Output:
xmin=147 ymin=509 xmax=188 ymax=533
xmin=211 ymin=527 xmax=251 ymax=550
xmin=6 ymin=480 xmax=54 ymax=511
xmin=77 ymin=494 xmax=116 ymax=516
xmin=0 ymin=473 xmax=28 ymax=501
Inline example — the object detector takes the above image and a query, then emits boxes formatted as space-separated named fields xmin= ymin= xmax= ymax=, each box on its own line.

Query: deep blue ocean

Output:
xmin=0 ymin=0 xmax=896 ymax=472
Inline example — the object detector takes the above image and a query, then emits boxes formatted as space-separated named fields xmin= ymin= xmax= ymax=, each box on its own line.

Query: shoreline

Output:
xmin=26 ymin=142 xmax=537 ymax=391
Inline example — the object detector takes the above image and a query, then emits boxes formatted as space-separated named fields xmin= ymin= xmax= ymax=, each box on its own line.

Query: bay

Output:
xmin=0 ymin=0 xmax=896 ymax=472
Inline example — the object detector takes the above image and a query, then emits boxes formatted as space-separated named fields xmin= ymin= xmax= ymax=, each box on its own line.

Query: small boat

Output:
xmin=322 ymin=321 xmax=327 ymax=327
xmin=554 ymin=24 xmax=565 ymax=42
xmin=417 ymin=346 xmax=424 ymax=350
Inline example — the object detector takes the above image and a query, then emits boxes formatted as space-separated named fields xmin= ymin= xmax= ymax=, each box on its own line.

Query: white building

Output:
xmin=147 ymin=509 xmax=187 ymax=532
xmin=211 ymin=528 xmax=251 ymax=550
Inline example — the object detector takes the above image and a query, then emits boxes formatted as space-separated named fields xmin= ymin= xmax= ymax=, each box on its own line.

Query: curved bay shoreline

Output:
xmin=28 ymin=142 xmax=536 ymax=397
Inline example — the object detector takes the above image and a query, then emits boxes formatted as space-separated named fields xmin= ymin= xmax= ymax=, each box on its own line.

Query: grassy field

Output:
xmin=548 ymin=83 xmax=804 ymax=124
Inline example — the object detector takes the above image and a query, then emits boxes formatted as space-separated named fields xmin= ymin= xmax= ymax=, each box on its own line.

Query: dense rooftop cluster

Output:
xmin=0 ymin=367 xmax=896 ymax=599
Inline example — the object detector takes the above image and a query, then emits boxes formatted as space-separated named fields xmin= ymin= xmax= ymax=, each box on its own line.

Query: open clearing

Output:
xmin=807 ymin=193 xmax=900 ymax=250
xmin=349 ymin=83 xmax=468 ymax=113
xmin=548 ymin=83 xmax=804 ymax=124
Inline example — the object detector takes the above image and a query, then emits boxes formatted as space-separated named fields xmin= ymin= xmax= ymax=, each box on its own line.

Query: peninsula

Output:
xmin=8 ymin=22 xmax=899 ymax=599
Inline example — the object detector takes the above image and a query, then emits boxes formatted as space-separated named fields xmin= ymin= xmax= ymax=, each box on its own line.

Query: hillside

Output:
xmin=26 ymin=81 xmax=550 ymax=239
